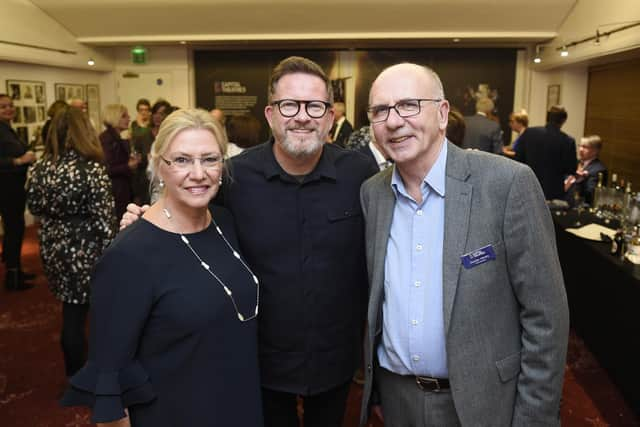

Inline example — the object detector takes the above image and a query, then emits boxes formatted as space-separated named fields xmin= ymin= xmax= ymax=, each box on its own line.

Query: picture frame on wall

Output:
xmin=5 ymin=79 xmax=47 ymax=149
xmin=86 ymin=84 xmax=101 ymax=128
xmin=54 ymin=83 xmax=85 ymax=102
xmin=547 ymin=84 xmax=561 ymax=110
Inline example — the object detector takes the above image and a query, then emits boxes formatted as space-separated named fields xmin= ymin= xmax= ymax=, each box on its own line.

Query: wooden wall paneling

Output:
xmin=585 ymin=58 xmax=640 ymax=188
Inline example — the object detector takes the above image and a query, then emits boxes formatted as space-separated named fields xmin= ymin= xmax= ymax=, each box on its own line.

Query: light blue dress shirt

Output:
xmin=378 ymin=142 xmax=448 ymax=378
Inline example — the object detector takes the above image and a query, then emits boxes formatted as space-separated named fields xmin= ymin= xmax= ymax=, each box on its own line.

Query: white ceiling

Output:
xmin=31 ymin=0 xmax=577 ymax=46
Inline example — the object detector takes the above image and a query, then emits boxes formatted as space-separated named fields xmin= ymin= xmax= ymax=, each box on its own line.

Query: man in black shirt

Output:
xmin=124 ymin=57 xmax=378 ymax=427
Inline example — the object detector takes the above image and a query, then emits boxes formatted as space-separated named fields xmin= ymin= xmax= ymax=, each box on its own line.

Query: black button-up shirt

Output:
xmin=217 ymin=140 xmax=378 ymax=394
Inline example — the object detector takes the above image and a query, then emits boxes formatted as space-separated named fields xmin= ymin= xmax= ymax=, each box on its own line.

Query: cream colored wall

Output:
xmin=0 ymin=0 xmax=113 ymax=71
xmin=113 ymin=46 xmax=192 ymax=112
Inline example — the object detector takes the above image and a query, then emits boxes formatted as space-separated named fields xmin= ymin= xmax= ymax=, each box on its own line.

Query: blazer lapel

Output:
xmin=442 ymin=143 xmax=472 ymax=335
xmin=369 ymin=169 xmax=395 ymax=333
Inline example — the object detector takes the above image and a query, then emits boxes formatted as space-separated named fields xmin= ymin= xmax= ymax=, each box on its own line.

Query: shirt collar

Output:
xmin=390 ymin=140 xmax=447 ymax=199
xmin=261 ymin=138 xmax=337 ymax=182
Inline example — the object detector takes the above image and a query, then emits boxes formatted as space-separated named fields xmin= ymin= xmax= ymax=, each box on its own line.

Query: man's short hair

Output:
xmin=547 ymin=105 xmax=568 ymax=126
xmin=268 ymin=56 xmax=333 ymax=104
xmin=581 ymin=135 xmax=602 ymax=151
xmin=476 ymin=97 xmax=494 ymax=115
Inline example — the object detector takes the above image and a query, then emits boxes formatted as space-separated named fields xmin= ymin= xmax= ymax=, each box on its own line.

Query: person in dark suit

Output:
xmin=564 ymin=135 xmax=607 ymax=205
xmin=0 ymin=94 xmax=37 ymax=290
xmin=330 ymin=102 xmax=353 ymax=147
xmin=360 ymin=63 xmax=568 ymax=427
xmin=515 ymin=105 xmax=577 ymax=200
xmin=461 ymin=97 xmax=503 ymax=154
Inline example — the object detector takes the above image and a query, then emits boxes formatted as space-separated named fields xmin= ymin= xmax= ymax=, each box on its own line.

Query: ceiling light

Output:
xmin=532 ymin=45 xmax=543 ymax=63
xmin=87 ymin=58 xmax=95 ymax=66
xmin=180 ymin=41 xmax=187 ymax=45
xmin=452 ymin=38 xmax=461 ymax=43
xmin=560 ymin=46 xmax=569 ymax=57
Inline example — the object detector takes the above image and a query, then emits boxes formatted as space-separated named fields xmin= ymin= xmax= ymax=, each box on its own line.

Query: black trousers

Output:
xmin=61 ymin=302 xmax=89 ymax=377
xmin=0 ymin=183 xmax=26 ymax=270
xmin=262 ymin=381 xmax=351 ymax=427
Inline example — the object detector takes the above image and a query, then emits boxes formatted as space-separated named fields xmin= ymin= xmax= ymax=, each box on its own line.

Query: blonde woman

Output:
xmin=62 ymin=109 xmax=263 ymax=427
xmin=100 ymin=104 xmax=139 ymax=218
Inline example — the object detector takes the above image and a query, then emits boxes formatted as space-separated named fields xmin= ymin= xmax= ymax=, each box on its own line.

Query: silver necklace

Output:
xmin=163 ymin=207 xmax=259 ymax=322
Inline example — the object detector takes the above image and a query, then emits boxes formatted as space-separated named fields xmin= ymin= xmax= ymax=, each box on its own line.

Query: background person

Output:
xmin=225 ymin=114 xmax=262 ymax=158
xmin=461 ymin=97 xmax=503 ymax=154
xmin=131 ymin=98 xmax=151 ymax=139
xmin=100 ymin=104 xmax=139 ymax=219
xmin=515 ymin=105 xmax=577 ymax=201
xmin=27 ymin=106 xmax=116 ymax=380
xmin=41 ymin=100 xmax=68 ymax=143
xmin=62 ymin=109 xmax=263 ymax=427
xmin=564 ymin=135 xmax=607 ymax=205
xmin=330 ymin=101 xmax=353 ymax=147
xmin=0 ymin=94 xmax=36 ymax=291
xmin=502 ymin=110 xmax=529 ymax=158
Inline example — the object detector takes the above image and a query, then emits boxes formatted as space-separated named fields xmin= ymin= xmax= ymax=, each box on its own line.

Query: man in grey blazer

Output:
xmin=461 ymin=97 xmax=503 ymax=154
xmin=359 ymin=63 xmax=569 ymax=426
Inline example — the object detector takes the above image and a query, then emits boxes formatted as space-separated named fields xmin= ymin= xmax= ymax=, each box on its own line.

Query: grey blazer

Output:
xmin=462 ymin=114 xmax=503 ymax=154
xmin=359 ymin=142 xmax=569 ymax=427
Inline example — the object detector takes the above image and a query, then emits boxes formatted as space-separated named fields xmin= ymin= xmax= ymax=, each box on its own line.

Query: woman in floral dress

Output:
xmin=27 ymin=106 xmax=117 ymax=378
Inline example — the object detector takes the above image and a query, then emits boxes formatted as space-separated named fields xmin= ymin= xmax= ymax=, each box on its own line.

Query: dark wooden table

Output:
xmin=553 ymin=209 xmax=640 ymax=414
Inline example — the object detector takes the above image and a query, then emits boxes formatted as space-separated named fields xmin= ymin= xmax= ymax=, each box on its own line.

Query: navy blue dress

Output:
xmin=62 ymin=207 xmax=263 ymax=426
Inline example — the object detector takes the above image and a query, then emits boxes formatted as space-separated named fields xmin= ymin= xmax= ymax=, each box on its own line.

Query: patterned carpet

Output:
xmin=0 ymin=226 xmax=638 ymax=426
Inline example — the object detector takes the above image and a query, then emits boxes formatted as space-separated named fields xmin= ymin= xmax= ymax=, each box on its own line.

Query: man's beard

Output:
xmin=279 ymin=128 xmax=325 ymax=158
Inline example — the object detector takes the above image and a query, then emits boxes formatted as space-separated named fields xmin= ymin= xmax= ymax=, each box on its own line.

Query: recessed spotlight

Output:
xmin=180 ymin=41 xmax=187 ymax=45
xmin=87 ymin=58 xmax=95 ymax=66
xmin=533 ymin=57 xmax=542 ymax=64
xmin=560 ymin=46 xmax=569 ymax=57
xmin=453 ymin=38 xmax=461 ymax=43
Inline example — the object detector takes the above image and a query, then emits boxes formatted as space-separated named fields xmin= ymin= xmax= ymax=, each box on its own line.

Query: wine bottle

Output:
xmin=592 ymin=172 xmax=604 ymax=209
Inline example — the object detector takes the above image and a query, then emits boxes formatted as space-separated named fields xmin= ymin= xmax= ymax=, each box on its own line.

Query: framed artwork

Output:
xmin=54 ymin=83 xmax=85 ymax=102
xmin=86 ymin=84 xmax=101 ymax=128
xmin=5 ymin=79 xmax=47 ymax=150
xmin=547 ymin=84 xmax=561 ymax=110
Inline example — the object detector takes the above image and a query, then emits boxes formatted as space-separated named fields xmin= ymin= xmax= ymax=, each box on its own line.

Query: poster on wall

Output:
xmin=5 ymin=79 xmax=47 ymax=150
xmin=55 ymin=83 xmax=85 ymax=102
xmin=86 ymin=84 xmax=101 ymax=128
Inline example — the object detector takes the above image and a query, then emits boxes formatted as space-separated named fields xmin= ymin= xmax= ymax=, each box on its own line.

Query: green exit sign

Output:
xmin=131 ymin=46 xmax=147 ymax=64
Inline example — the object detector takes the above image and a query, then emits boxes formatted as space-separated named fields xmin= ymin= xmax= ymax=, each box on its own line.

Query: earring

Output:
xmin=158 ymin=179 xmax=165 ymax=189
xmin=218 ymin=178 xmax=223 ymax=185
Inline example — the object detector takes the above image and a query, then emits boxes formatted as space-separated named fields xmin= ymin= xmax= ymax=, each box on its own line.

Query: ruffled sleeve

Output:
xmin=61 ymin=360 xmax=156 ymax=423
xmin=60 ymin=230 xmax=156 ymax=423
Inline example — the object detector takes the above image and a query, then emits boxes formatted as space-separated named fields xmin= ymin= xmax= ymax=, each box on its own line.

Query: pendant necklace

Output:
xmin=163 ymin=207 xmax=259 ymax=322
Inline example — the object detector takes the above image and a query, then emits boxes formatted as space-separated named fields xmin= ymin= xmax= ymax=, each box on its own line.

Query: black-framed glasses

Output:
xmin=367 ymin=98 xmax=442 ymax=124
xmin=271 ymin=99 xmax=331 ymax=119
xmin=160 ymin=155 xmax=224 ymax=171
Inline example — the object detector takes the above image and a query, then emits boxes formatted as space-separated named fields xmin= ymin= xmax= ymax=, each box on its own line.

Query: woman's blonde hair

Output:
xmin=150 ymin=108 xmax=228 ymax=183
xmin=102 ymin=104 xmax=127 ymax=128
xmin=46 ymin=105 xmax=103 ymax=162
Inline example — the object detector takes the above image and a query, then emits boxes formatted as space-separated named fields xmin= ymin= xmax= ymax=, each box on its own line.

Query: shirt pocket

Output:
xmin=327 ymin=207 xmax=362 ymax=223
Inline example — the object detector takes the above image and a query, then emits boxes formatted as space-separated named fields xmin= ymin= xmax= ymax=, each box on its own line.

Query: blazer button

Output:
xmin=367 ymin=364 xmax=372 ymax=372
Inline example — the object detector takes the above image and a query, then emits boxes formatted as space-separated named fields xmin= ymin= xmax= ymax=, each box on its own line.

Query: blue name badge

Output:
xmin=461 ymin=244 xmax=496 ymax=269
